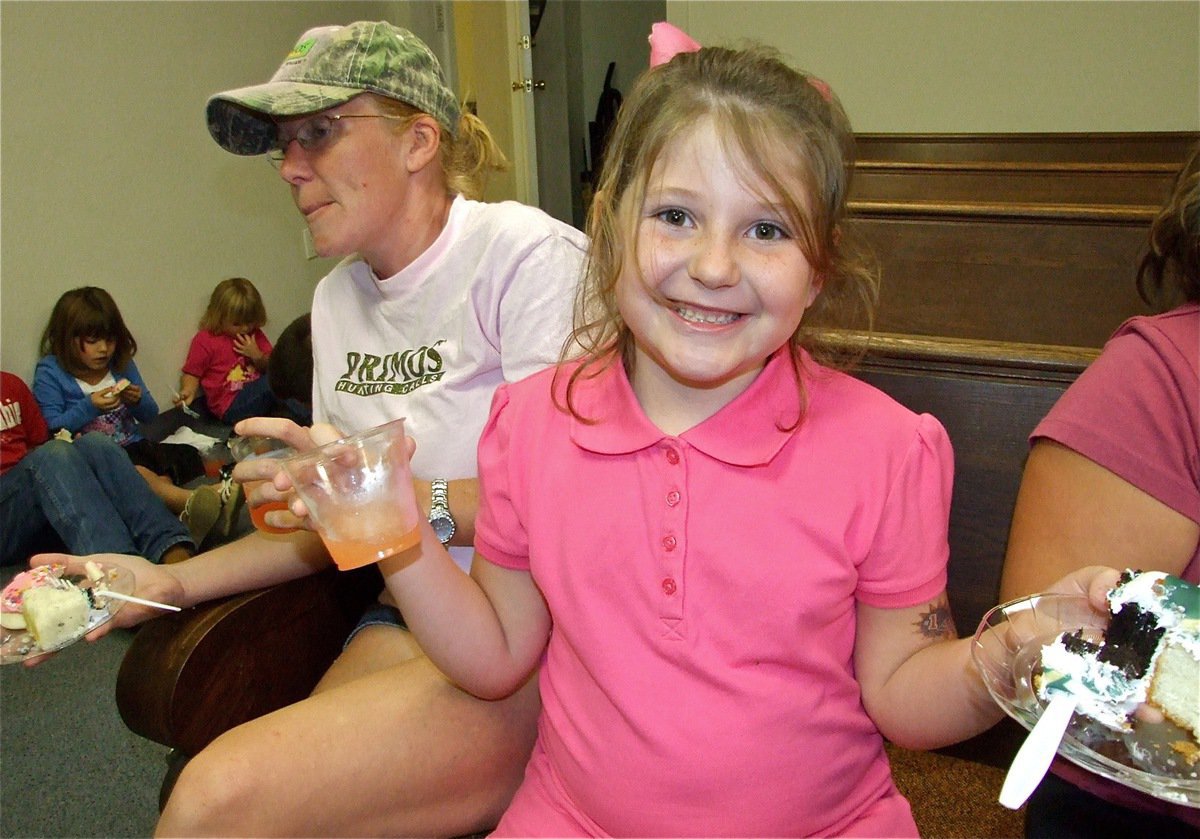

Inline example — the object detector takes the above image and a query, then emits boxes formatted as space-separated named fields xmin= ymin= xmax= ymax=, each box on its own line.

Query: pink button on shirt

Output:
xmin=476 ymin=349 xmax=953 ymax=836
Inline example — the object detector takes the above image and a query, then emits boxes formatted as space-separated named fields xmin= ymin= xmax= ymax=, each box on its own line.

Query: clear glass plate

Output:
xmin=1 ymin=565 xmax=133 ymax=664
xmin=972 ymin=592 xmax=1200 ymax=808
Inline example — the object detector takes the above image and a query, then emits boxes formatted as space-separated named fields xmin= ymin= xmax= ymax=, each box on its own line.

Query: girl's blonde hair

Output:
xmin=1136 ymin=142 xmax=1200 ymax=311
xmin=39 ymin=286 xmax=138 ymax=374
xmin=200 ymin=277 xmax=267 ymax=333
xmin=561 ymin=44 xmax=879 ymax=420
xmin=374 ymin=95 xmax=510 ymax=200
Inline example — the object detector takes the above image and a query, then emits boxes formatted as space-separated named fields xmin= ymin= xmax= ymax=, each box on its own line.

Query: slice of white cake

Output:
xmin=21 ymin=585 xmax=89 ymax=650
xmin=1148 ymin=639 xmax=1200 ymax=741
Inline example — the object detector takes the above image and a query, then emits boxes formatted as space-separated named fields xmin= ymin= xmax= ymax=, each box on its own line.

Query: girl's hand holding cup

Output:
xmin=277 ymin=418 xmax=421 ymax=571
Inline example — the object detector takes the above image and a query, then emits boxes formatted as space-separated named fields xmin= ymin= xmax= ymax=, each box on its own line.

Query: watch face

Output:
xmin=432 ymin=514 xmax=455 ymax=544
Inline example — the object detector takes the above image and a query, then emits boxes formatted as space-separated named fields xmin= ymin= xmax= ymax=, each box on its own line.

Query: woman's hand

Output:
xmin=19 ymin=552 xmax=185 ymax=667
xmin=231 ymin=418 xmax=346 ymax=532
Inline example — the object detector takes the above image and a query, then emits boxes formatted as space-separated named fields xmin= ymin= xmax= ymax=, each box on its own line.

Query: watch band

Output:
xmin=429 ymin=479 xmax=455 ymax=545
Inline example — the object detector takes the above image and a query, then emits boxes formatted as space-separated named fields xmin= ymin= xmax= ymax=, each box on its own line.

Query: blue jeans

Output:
xmin=0 ymin=432 xmax=193 ymax=566
xmin=222 ymin=377 xmax=312 ymax=426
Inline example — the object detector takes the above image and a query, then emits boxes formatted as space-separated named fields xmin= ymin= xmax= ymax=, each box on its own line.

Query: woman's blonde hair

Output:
xmin=375 ymin=96 xmax=510 ymax=200
xmin=1137 ymin=143 xmax=1200 ymax=311
xmin=560 ymin=44 xmax=879 ymax=421
xmin=200 ymin=277 xmax=267 ymax=333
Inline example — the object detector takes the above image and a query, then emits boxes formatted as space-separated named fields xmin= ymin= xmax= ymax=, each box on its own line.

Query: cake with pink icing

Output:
xmin=1 ymin=565 xmax=66 ymax=631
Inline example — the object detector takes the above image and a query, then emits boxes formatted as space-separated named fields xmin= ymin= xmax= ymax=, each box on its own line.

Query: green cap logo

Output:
xmin=286 ymin=38 xmax=317 ymax=61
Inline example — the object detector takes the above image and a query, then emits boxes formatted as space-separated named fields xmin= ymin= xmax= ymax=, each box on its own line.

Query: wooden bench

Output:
xmin=841 ymin=132 xmax=1197 ymax=347
xmin=116 ymin=332 xmax=1098 ymax=834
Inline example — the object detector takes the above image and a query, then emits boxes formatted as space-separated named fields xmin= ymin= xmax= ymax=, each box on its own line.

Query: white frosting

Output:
xmin=1037 ymin=571 xmax=1199 ymax=732
xmin=1109 ymin=571 xmax=1181 ymax=627
xmin=1039 ymin=635 xmax=1144 ymax=730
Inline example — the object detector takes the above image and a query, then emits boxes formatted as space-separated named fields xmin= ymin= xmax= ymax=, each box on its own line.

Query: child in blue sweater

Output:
xmin=33 ymin=287 xmax=241 ymax=545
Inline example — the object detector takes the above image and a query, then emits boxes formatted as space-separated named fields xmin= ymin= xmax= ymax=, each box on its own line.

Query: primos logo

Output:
xmin=286 ymin=38 xmax=317 ymax=61
xmin=335 ymin=342 xmax=445 ymax=397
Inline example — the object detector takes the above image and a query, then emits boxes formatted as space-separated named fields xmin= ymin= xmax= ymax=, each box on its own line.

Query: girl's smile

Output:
xmin=617 ymin=118 xmax=820 ymax=431
xmin=672 ymin=302 xmax=743 ymax=327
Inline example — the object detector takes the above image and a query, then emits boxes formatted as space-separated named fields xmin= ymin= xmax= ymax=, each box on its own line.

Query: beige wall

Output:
xmin=4 ymin=0 xmax=1197 ymax=399
xmin=0 ymin=1 xmax=409 ymax=397
xmin=668 ymin=0 xmax=1199 ymax=133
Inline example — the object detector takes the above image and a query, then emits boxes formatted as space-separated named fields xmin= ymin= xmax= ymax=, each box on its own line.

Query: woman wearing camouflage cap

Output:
xmin=46 ymin=20 xmax=586 ymax=837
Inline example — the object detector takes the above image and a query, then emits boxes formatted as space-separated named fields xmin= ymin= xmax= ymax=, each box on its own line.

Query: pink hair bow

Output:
xmin=648 ymin=21 xmax=834 ymax=103
xmin=808 ymin=77 xmax=833 ymax=103
xmin=649 ymin=22 xmax=701 ymax=68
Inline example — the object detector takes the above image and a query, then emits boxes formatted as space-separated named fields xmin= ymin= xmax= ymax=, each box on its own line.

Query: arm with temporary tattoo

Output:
xmin=853 ymin=567 xmax=1119 ymax=751
xmin=913 ymin=598 xmax=957 ymax=642
xmin=852 ymin=590 xmax=1001 ymax=750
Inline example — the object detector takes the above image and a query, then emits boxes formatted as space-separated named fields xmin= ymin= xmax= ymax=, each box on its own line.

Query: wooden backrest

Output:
xmin=838 ymin=132 xmax=1197 ymax=347
xmin=825 ymin=331 xmax=1098 ymax=634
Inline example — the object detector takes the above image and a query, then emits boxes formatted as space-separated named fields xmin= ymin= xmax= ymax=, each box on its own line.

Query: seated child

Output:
xmin=177 ymin=277 xmax=290 ymax=425
xmin=32 ymin=287 xmax=241 ymax=546
xmin=2 ymin=371 xmax=202 ymax=565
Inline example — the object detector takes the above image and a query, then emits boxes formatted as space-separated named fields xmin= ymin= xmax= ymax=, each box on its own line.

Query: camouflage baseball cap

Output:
xmin=207 ymin=21 xmax=461 ymax=156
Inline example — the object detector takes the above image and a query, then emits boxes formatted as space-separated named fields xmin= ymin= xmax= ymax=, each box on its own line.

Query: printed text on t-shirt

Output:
xmin=334 ymin=342 xmax=445 ymax=397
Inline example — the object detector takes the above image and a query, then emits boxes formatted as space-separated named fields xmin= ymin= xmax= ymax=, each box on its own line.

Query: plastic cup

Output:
xmin=230 ymin=436 xmax=297 ymax=533
xmin=246 ymin=487 xmax=294 ymax=534
xmin=278 ymin=418 xmax=421 ymax=571
xmin=229 ymin=435 xmax=293 ymax=463
xmin=202 ymin=449 xmax=231 ymax=479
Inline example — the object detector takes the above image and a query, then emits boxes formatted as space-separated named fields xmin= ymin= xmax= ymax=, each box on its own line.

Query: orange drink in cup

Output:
xmin=279 ymin=418 xmax=421 ymax=570
xmin=246 ymin=488 xmax=293 ymax=534
xmin=230 ymin=436 xmax=297 ymax=534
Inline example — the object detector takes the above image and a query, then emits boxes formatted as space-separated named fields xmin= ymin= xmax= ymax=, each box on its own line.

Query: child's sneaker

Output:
xmin=214 ymin=474 xmax=246 ymax=538
xmin=180 ymin=484 xmax=222 ymax=548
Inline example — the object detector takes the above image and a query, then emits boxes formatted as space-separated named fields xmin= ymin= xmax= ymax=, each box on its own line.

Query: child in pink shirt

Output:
xmin=366 ymin=25 xmax=1121 ymax=837
xmin=177 ymin=277 xmax=279 ymax=424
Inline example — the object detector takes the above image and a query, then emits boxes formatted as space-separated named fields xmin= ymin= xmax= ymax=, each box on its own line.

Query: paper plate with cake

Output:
xmin=0 ymin=562 xmax=134 ymax=664
xmin=972 ymin=570 xmax=1200 ymax=807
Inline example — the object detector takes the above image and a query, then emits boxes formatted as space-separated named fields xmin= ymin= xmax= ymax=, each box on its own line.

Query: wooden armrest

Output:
xmin=116 ymin=564 xmax=381 ymax=756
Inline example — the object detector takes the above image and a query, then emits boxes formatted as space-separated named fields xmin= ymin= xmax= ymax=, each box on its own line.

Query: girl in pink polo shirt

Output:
xmin=373 ymin=25 xmax=1118 ymax=837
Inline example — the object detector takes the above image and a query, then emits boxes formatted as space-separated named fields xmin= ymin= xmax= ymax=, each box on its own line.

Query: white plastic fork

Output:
xmin=998 ymin=692 xmax=1078 ymax=809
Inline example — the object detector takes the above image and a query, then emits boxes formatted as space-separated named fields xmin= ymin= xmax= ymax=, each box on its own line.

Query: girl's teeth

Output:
xmin=676 ymin=306 xmax=738 ymax=325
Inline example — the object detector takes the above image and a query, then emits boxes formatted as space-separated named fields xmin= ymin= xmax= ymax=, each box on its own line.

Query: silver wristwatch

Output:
xmin=429 ymin=479 xmax=456 ymax=545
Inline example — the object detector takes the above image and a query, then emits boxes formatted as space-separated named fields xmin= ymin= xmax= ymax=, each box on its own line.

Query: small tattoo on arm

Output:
xmin=914 ymin=600 xmax=956 ymax=641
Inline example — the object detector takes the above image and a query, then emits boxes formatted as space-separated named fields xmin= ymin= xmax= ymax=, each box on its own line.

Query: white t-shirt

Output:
xmin=310 ymin=196 xmax=588 ymax=569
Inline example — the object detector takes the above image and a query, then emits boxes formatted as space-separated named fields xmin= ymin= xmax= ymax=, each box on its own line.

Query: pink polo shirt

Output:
xmin=475 ymin=349 xmax=953 ymax=837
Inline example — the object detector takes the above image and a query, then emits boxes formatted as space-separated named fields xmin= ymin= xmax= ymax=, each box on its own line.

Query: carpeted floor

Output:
xmin=887 ymin=742 xmax=1026 ymax=838
xmin=1 ymin=563 xmax=166 ymax=838
xmin=1 ymin=412 xmax=251 ymax=837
